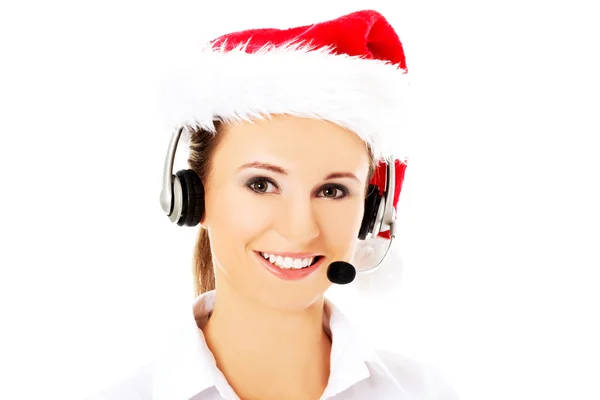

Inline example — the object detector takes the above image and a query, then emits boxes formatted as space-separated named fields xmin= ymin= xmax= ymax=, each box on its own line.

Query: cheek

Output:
xmin=206 ymin=186 xmax=273 ymax=251
xmin=226 ymin=192 xmax=275 ymax=240
xmin=316 ymin=199 xmax=364 ymax=253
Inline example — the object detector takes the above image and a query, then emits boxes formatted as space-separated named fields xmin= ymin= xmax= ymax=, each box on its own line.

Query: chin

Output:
xmin=216 ymin=249 xmax=331 ymax=312
xmin=253 ymin=256 xmax=331 ymax=311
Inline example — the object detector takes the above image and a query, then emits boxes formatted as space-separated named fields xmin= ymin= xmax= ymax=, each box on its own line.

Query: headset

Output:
xmin=159 ymin=126 xmax=397 ymax=280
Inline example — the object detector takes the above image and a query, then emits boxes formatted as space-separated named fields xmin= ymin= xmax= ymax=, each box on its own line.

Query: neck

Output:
xmin=201 ymin=280 xmax=332 ymax=400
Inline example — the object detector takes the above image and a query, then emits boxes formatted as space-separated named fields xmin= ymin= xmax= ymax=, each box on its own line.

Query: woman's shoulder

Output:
xmin=374 ymin=349 xmax=460 ymax=400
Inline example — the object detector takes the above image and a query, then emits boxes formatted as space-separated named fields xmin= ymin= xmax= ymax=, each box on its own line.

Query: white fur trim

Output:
xmin=159 ymin=40 xmax=410 ymax=161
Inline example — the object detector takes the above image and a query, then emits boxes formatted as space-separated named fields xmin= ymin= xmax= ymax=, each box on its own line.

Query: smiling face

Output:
xmin=200 ymin=114 xmax=371 ymax=311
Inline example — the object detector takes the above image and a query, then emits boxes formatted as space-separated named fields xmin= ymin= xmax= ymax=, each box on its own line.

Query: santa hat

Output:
xmin=160 ymin=9 xmax=410 ymax=290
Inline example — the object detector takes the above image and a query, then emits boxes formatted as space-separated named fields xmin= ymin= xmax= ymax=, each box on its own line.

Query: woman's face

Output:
xmin=201 ymin=115 xmax=370 ymax=311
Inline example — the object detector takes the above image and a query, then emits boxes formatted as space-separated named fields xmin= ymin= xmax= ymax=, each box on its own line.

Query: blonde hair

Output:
xmin=187 ymin=120 xmax=377 ymax=298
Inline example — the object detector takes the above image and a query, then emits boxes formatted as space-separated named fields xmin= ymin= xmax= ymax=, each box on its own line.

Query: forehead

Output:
xmin=212 ymin=115 xmax=370 ymax=176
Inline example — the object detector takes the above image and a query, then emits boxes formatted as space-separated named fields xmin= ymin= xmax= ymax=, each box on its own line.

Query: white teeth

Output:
xmin=259 ymin=252 xmax=317 ymax=270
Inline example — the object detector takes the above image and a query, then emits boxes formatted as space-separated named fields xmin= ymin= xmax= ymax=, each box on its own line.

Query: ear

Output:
xmin=199 ymin=215 xmax=208 ymax=230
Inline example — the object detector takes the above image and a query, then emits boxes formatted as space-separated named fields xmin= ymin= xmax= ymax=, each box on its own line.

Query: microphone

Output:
xmin=327 ymin=262 xmax=357 ymax=285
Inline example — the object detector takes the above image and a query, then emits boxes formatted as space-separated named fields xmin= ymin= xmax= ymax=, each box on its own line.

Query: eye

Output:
xmin=318 ymin=184 xmax=349 ymax=199
xmin=246 ymin=177 xmax=278 ymax=194
xmin=246 ymin=178 xmax=349 ymax=199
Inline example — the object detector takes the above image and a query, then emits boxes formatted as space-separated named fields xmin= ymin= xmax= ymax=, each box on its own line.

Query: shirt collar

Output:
xmin=152 ymin=290 xmax=405 ymax=399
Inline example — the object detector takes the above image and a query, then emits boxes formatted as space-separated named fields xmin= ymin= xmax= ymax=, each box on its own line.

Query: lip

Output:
xmin=257 ymin=251 xmax=322 ymax=258
xmin=254 ymin=251 xmax=324 ymax=281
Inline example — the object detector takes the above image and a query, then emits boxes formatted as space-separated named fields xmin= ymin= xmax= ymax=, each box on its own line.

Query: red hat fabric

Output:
xmin=161 ymin=9 xmax=410 ymax=162
xmin=209 ymin=10 xmax=407 ymax=69
xmin=370 ymin=158 xmax=408 ymax=241
xmin=160 ymin=9 xmax=410 ymax=283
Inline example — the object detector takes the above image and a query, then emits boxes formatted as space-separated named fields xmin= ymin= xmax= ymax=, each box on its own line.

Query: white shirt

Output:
xmin=88 ymin=291 xmax=459 ymax=399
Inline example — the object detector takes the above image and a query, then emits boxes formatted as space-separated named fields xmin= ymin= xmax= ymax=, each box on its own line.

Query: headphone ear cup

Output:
xmin=358 ymin=184 xmax=380 ymax=240
xmin=175 ymin=169 xmax=205 ymax=227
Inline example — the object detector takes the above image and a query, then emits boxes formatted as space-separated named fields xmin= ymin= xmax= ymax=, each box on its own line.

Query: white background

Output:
xmin=1 ymin=0 xmax=599 ymax=399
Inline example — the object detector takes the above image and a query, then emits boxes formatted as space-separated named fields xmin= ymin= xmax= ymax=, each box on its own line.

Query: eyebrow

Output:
xmin=237 ymin=161 xmax=360 ymax=182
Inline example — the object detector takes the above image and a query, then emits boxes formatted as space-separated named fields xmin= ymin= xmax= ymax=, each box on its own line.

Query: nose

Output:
xmin=275 ymin=196 xmax=320 ymax=245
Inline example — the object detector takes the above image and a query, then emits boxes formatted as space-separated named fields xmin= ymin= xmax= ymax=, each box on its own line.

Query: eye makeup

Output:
xmin=244 ymin=176 xmax=352 ymax=199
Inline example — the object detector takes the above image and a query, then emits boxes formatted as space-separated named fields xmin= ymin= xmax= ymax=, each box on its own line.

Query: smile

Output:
xmin=253 ymin=251 xmax=325 ymax=281
xmin=259 ymin=252 xmax=322 ymax=269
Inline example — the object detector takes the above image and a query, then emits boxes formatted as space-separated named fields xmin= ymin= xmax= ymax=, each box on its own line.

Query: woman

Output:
xmin=89 ymin=9 xmax=459 ymax=400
